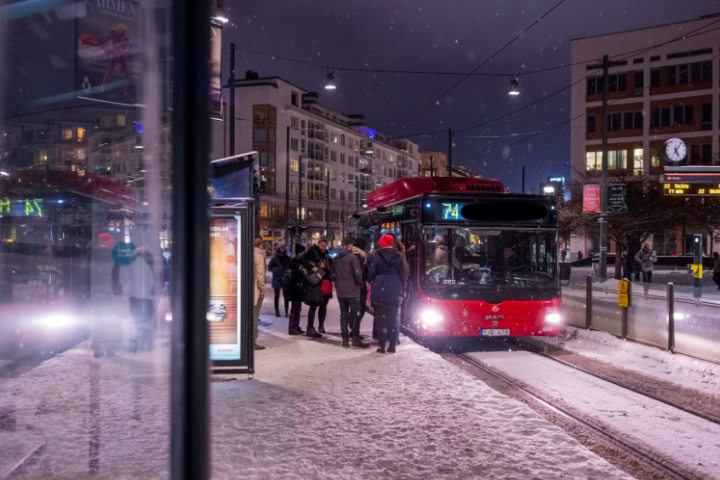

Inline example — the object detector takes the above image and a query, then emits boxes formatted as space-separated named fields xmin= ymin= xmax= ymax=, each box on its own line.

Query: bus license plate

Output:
xmin=480 ymin=329 xmax=510 ymax=337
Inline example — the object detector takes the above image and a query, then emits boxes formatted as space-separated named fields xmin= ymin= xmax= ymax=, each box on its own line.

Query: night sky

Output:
xmin=222 ymin=0 xmax=720 ymax=192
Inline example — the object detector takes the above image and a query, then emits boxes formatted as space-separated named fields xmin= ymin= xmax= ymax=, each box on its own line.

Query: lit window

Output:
xmin=62 ymin=128 xmax=73 ymax=141
xmin=633 ymin=149 xmax=643 ymax=176
xmin=76 ymin=127 xmax=85 ymax=140
xmin=290 ymin=159 xmax=299 ymax=172
xmin=116 ymin=115 xmax=126 ymax=127
xmin=38 ymin=149 xmax=48 ymax=163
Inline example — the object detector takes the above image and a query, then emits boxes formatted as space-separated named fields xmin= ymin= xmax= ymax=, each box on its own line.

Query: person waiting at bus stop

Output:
xmin=299 ymin=241 xmax=328 ymax=338
xmin=253 ymin=237 xmax=267 ymax=351
xmin=635 ymin=242 xmax=657 ymax=299
xmin=287 ymin=244 xmax=306 ymax=336
xmin=367 ymin=234 xmax=406 ymax=354
xmin=268 ymin=241 xmax=290 ymax=317
xmin=333 ymin=237 xmax=369 ymax=349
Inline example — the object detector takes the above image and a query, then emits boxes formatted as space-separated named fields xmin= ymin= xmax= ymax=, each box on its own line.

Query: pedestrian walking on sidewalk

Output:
xmin=253 ymin=237 xmax=267 ymax=350
xmin=299 ymin=241 xmax=328 ymax=338
xmin=333 ymin=237 xmax=369 ymax=349
xmin=90 ymin=233 xmax=122 ymax=358
xmin=286 ymin=244 xmax=306 ymax=335
xmin=268 ymin=241 xmax=291 ymax=317
xmin=712 ymin=252 xmax=720 ymax=290
xmin=367 ymin=234 xmax=406 ymax=354
xmin=635 ymin=242 xmax=657 ymax=299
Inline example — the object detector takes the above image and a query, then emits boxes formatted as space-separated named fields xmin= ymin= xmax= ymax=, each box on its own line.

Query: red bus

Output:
xmin=355 ymin=177 xmax=561 ymax=339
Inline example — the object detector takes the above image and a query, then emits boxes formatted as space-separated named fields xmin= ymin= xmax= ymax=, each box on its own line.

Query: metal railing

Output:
xmin=563 ymin=276 xmax=720 ymax=364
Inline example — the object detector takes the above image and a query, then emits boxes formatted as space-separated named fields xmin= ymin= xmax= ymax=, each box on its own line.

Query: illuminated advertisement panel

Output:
xmin=209 ymin=216 xmax=242 ymax=361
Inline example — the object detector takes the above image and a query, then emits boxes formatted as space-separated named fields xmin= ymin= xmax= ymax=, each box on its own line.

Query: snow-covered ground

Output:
xmin=0 ymin=287 xmax=631 ymax=480
xmin=465 ymin=349 xmax=720 ymax=479
xmin=538 ymin=327 xmax=720 ymax=400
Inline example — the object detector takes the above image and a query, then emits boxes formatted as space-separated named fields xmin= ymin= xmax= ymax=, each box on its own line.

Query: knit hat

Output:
xmin=277 ymin=240 xmax=286 ymax=249
xmin=379 ymin=234 xmax=394 ymax=248
xmin=97 ymin=233 xmax=115 ymax=249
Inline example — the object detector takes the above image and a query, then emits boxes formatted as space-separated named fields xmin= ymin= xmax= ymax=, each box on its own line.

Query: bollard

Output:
xmin=667 ymin=282 xmax=675 ymax=351
xmin=621 ymin=279 xmax=630 ymax=339
xmin=585 ymin=275 xmax=593 ymax=329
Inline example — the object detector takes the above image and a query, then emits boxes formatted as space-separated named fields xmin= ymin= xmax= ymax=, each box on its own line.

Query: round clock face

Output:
xmin=664 ymin=138 xmax=687 ymax=163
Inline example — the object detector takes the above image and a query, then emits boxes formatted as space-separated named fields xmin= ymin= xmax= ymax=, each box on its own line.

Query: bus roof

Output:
xmin=367 ymin=177 xmax=505 ymax=211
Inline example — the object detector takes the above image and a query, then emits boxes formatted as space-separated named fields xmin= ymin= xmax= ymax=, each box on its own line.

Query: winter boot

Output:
xmin=376 ymin=346 xmax=386 ymax=354
xmin=306 ymin=327 xmax=323 ymax=339
xmin=318 ymin=321 xmax=326 ymax=334
xmin=275 ymin=310 xmax=281 ymax=317
xmin=387 ymin=343 xmax=396 ymax=354
xmin=351 ymin=337 xmax=369 ymax=349
xmin=342 ymin=337 xmax=350 ymax=348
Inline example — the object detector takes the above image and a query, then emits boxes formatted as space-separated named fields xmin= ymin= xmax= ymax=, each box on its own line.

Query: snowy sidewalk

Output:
xmin=0 ymin=287 xmax=631 ymax=479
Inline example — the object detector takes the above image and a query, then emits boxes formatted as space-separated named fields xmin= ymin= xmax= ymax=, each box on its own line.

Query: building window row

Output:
xmin=667 ymin=61 xmax=712 ymax=86
xmin=649 ymin=105 xmax=696 ymax=128
xmin=586 ymin=150 xmax=627 ymax=171
xmin=586 ymin=73 xmax=627 ymax=95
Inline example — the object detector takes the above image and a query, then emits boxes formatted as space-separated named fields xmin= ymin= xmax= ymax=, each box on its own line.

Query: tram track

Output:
xmin=448 ymin=352 xmax=712 ymax=480
xmin=509 ymin=338 xmax=720 ymax=427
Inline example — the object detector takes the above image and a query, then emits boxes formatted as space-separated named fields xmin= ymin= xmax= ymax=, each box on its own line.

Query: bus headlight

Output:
xmin=545 ymin=313 xmax=561 ymax=324
xmin=420 ymin=310 xmax=443 ymax=328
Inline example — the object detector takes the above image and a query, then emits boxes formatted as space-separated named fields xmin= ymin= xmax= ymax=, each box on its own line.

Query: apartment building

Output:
xmin=420 ymin=152 xmax=448 ymax=177
xmin=214 ymin=74 xmax=421 ymax=248
xmin=569 ymin=14 xmax=720 ymax=256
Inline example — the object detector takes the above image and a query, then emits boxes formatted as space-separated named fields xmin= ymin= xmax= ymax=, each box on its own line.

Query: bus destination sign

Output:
xmin=661 ymin=173 xmax=720 ymax=196
xmin=441 ymin=203 xmax=468 ymax=221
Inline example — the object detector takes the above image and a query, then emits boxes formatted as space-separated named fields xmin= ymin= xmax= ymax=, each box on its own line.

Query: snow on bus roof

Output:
xmin=367 ymin=177 xmax=505 ymax=211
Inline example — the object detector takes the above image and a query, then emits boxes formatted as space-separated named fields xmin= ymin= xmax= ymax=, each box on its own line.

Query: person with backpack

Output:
xmin=299 ymin=239 xmax=328 ymax=338
xmin=367 ymin=234 xmax=406 ymax=354
xmin=333 ymin=237 xmax=369 ymax=349
xmin=268 ymin=241 xmax=291 ymax=317
xmin=286 ymin=244 xmax=306 ymax=335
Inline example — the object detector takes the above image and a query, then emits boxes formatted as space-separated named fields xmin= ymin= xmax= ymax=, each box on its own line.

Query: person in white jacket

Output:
xmin=635 ymin=243 xmax=657 ymax=299
xmin=253 ymin=237 xmax=267 ymax=350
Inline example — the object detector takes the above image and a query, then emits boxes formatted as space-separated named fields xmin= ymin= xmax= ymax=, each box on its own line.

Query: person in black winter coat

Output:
xmin=287 ymin=244 xmax=306 ymax=335
xmin=299 ymin=241 xmax=328 ymax=338
xmin=268 ymin=241 xmax=291 ymax=317
xmin=367 ymin=234 xmax=406 ymax=354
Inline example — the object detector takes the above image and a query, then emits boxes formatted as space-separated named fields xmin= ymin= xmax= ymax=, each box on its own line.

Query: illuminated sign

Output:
xmin=663 ymin=183 xmax=720 ymax=196
xmin=441 ymin=203 xmax=468 ymax=221
xmin=662 ymin=173 xmax=720 ymax=196
xmin=0 ymin=198 xmax=44 ymax=217
xmin=208 ymin=216 xmax=242 ymax=361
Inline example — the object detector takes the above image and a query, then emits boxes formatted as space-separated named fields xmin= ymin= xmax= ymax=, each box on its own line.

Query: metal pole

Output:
xmin=693 ymin=234 xmax=703 ymax=299
xmin=522 ymin=166 xmax=525 ymax=193
xmin=599 ymin=54 xmax=610 ymax=280
xmin=667 ymin=282 xmax=675 ymax=351
xmin=285 ymin=126 xmax=290 ymax=246
xmin=622 ymin=281 xmax=630 ymax=339
xmin=430 ymin=155 xmax=434 ymax=177
xmin=170 ymin=2 xmax=211 ymax=479
xmin=297 ymin=155 xmax=302 ymax=244
xmin=447 ymin=128 xmax=453 ymax=177
xmin=326 ymin=167 xmax=331 ymax=243
xmin=229 ymin=43 xmax=235 ymax=156
xmin=356 ymin=175 xmax=359 ymax=214
xmin=585 ymin=275 xmax=592 ymax=329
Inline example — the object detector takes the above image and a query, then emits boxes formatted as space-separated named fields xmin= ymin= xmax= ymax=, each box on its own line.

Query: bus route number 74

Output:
xmin=442 ymin=203 xmax=460 ymax=220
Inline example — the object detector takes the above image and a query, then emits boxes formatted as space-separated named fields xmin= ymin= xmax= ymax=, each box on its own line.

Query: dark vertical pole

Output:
xmin=229 ymin=43 xmax=235 ymax=156
xmin=693 ymin=234 xmax=702 ymax=299
xmin=667 ymin=282 xmax=675 ymax=351
xmin=522 ymin=166 xmax=526 ymax=193
xmin=585 ymin=275 xmax=593 ymax=329
xmin=430 ymin=155 xmax=434 ymax=177
xmin=621 ymin=281 xmax=630 ymax=339
xmin=285 ymin=126 xmax=290 ymax=246
xmin=326 ymin=167 xmax=331 ymax=243
xmin=297 ymin=155 xmax=302 ymax=244
xmin=170 ymin=2 xmax=211 ymax=480
xmin=599 ymin=54 xmax=610 ymax=280
xmin=447 ymin=128 xmax=453 ymax=177
xmin=356 ymin=176 xmax=359 ymax=214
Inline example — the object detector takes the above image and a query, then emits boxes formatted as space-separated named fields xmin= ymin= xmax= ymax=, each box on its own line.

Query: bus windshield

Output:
xmin=422 ymin=227 xmax=559 ymax=301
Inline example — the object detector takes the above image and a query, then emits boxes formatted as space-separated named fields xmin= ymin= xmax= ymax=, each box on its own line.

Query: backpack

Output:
xmin=280 ymin=266 xmax=294 ymax=290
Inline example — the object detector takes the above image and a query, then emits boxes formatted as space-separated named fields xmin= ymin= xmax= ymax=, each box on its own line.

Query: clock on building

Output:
xmin=663 ymin=138 xmax=687 ymax=163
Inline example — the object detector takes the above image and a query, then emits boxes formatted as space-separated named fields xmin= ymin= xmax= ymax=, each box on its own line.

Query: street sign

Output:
xmin=687 ymin=264 xmax=703 ymax=279
xmin=618 ymin=280 xmax=629 ymax=307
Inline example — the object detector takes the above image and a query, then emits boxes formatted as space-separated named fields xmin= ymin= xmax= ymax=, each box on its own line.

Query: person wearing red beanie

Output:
xmin=378 ymin=234 xmax=394 ymax=249
xmin=367 ymin=234 xmax=406 ymax=353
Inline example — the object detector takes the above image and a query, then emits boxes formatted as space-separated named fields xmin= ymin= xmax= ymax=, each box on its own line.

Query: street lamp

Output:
xmin=543 ymin=186 xmax=555 ymax=195
xmin=509 ymin=77 xmax=520 ymax=96
xmin=325 ymin=71 xmax=337 ymax=90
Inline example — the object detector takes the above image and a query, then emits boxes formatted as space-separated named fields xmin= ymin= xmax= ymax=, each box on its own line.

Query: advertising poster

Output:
xmin=582 ymin=185 xmax=601 ymax=213
xmin=209 ymin=216 xmax=241 ymax=361
xmin=76 ymin=0 xmax=143 ymax=105
xmin=607 ymin=185 xmax=628 ymax=213
xmin=209 ymin=23 xmax=223 ymax=120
